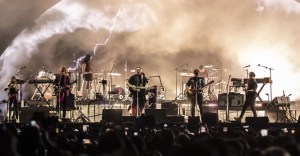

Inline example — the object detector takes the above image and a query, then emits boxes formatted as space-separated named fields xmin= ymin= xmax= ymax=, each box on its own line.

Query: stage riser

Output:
xmin=17 ymin=103 xmax=300 ymax=123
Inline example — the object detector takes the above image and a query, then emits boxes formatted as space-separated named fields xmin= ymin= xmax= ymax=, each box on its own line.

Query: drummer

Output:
xmin=199 ymin=65 xmax=209 ymax=79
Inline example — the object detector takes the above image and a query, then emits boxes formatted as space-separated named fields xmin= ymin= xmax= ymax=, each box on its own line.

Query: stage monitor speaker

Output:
xmin=161 ymin=102 xmax=178 ymax=115
xmin=218 ymin=93 xmax=244 ymax=107
xmin=218 ymin=93 xmax=228 ymax=107
xmin=136 ymin=115 xmax=156 ymax=129
xmin=19 ymin=108 xmax=50 ymax=123
xmin=66 ymin=93 xmax=75 ymax=107
xmin=102 ymin=109 xmax=122 ymax=123
xmin=166 ymin=115 xmax=185 ymax=123
xmin=230 ymin=93 xmax=244 ymax=107
xmin=245 ymin=117 xmax=269 ymax=130
xmin=202 ymin=113 xmax=218 ymax=126
xmin=145 ymin=109 xmax=167 ymax=123
xmin=187 ymin=116 xmax=200 ymax=132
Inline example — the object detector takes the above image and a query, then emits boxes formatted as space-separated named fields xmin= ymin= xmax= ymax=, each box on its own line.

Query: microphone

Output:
xmin=288 ymin=94 xmax=292 ymax=96
xmin=21 ymin=66 xmax=26 ymax=69
xmin=258 ymin=64 xmax=260 ymax=66
xmin=283 ymin=90 xmax=285 ymax=97
xmin=243 ymin=65 xmax=250 ymax=68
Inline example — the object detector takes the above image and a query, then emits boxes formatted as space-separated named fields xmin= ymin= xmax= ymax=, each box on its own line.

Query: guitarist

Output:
xmin=128 ymin=67 xmax=148 ymax=116
xmin=53 ymin=66 xmax=71 ymax=119
xmin=4 ymin=76 xmax=19 ymax=120
xmin=186 ymin=69 xmax=205 ymax=118
xmin=235 ymin=71 xmax=258 ymax=121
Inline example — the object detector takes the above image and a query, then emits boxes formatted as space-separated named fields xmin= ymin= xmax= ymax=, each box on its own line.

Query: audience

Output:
xmin=1 ymin=116 xmax=300 ymax=156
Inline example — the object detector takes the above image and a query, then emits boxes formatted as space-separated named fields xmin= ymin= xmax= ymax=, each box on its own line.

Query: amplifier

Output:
xmin=218 ymin=93 xmax=244 ymax=107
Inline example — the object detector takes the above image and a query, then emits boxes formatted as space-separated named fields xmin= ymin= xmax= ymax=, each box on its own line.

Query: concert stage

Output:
xmin=13 ymin=99 xmax=300 ymax=126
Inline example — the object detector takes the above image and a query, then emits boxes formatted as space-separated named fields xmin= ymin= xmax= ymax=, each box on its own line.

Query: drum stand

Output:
xmin=74 ymin=106 xmax=90 ymax=123
xmin=277 ymin=95 xmax=297 ymax=123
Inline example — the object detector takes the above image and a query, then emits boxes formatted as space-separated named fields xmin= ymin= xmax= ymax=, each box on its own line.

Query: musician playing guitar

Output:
xmin=53 ymin=66 xmax=71 ymax=119
xmin=185 ymin=69 xmax=205 ymax=118
xmin=128 ymin=67 xmax=148 ymax=116
xmin=4 ymin=76 xmax=19 ymax=120
xmin=235 ymin=71 xmax=258 ymax=121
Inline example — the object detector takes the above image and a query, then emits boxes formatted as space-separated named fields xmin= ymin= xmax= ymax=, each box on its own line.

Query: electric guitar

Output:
xmin=184 ymin=80 xmax=214 ymax=100
xmin=8 ymin=93 xmax=18 ymax=101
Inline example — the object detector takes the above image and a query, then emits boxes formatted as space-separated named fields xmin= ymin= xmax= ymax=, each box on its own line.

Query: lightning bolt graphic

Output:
xmin=68 ymin=2 xmax=125 ymax=72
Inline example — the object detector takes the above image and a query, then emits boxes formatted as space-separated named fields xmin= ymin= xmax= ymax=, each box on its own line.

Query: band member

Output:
xmin=128 ymin=67 xmax=148 ymax=116
xmin=81 ymin=54 xmax=93 ymax=89
xmin=199 ymin=65 xmax=209 ymax=78
xmin=235 ymin=71 xmax=258 ymax=121
xmin=53 ymin=66 xmax=71 ymax=119
xmin=185 ymin=69 xmax=205 ymax=118
xmin=4 ymin=76 xmax=19 ymax=120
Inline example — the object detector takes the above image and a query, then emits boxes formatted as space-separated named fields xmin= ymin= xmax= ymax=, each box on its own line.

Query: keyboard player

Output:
xmin=235 ymin=71 xmax=258 ymax=121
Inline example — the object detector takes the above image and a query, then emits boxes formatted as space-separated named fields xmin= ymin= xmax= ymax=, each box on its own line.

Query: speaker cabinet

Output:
xmin=187 ymin=116 xmax=200 ymax=132
xmin=202 ymin=113 xmax=218 ymax=125
xmin=167 ymin=115 xmax=185 ymax=123
xmin=218 ymin=93 xmax=244 ymax=107
xmin=145 ymin=109 xmax=167 ymax=123
xmin=102 ymin=109 xmax=122 ymax=123
xmin=19 ymin=107 xmax=50 ymax=123
xmin=245 ymin=117 xmax=269 ymax=130
xmin=230 ymin=93 xmax=244 ymax=107
xmin=161 ymin=102 xmax=178 ymax=115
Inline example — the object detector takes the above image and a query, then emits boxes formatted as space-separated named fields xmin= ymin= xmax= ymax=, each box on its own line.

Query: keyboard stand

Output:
xmin=256 ymin=83 xmax=267 ymax=103
xmin=32 ymin=83 xmax=51 ymax=107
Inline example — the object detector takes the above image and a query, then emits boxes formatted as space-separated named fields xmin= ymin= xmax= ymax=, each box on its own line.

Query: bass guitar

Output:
xmin=184 ymin=80 xmax=214 ymax=100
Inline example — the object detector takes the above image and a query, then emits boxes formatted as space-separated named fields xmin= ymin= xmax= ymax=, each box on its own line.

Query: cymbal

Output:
xmin=107 ymin=72 xmax=121 ymax=76
xmin=180 ymin=73 xmax=193 ymax=77
xmin=204 ymin=65 xmax=213 ymax=68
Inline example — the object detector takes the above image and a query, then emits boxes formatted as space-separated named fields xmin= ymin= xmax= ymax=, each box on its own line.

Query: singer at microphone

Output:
xmin=128 ymin=67 xmax=149 ymax=116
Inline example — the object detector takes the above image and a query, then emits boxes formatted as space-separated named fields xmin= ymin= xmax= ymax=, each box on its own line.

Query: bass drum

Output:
xmin=110 ymin=87 xmax=125 ymax=101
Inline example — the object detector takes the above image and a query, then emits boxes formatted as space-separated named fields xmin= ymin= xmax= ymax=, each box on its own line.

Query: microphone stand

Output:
xmin=58 ymin=74 xmax=62 ymax=119
xmin=108 ymin=64 xmax=115 ymax=106
xmin=175 ymin=64 xmax=188 ymax=100
xmin=225 ymin=75 xmax=231 ymax=122
xmin=258 ymin=64 xmax=274 ymax=102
